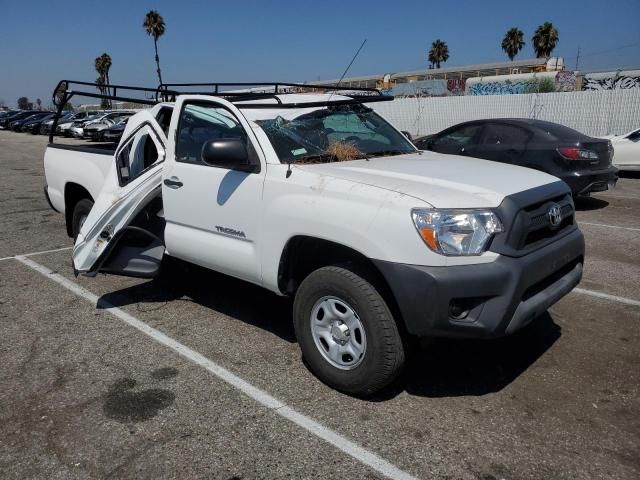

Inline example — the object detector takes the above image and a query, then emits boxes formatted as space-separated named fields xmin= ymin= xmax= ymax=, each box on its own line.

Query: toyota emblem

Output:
xmin=548 ymin=204 xmax=562 ymax=228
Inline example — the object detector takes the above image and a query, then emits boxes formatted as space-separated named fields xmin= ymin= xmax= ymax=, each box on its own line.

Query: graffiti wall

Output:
xmin=466 ymin=71 xmax=576 ymax=95
xmin=390 ymin=78 xmax=466 ymax=97
xmin=582 ymin=70 xmax=640 ymax=91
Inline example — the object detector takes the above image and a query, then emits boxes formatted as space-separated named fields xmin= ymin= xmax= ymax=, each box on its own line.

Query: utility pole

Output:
xmin=575 ymin=46 xmax=581 ymax=71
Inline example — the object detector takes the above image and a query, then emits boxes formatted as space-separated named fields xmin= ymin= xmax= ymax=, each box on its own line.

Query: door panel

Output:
xmin=73 ymin=111 xmax=166 ymax=276
xmin=614 ymin=137 xmax=640 ymax=167
xmin=474 ymin=123 xmax=530 ymax=165
xmin=162 ymin=98 xmax=266 ymax=285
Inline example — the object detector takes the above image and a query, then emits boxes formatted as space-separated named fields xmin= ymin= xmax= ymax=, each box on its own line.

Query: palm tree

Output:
xmin=143 ymin=10 xmax=166 ymax=86
xmin=95 ymin=76 xmax=109 ymax=109
xmin=94 ymin=53 xmax=112 ymax=108
xmin=100 ymin=53 xmax=112 ymax=89
xmin=428 ymin=39 xmax=449 ymax=69
xmin=501 ymin=28 xmax=525 ymax=61
xmin=36 ymin=98 xmax=42 ymax=110
xmin=532 ymin=22 xmax=559 ymax=58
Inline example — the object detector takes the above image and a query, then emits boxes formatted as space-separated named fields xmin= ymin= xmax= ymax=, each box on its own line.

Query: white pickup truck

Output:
xmin=44 ymin=82 xmax=585 ymax=396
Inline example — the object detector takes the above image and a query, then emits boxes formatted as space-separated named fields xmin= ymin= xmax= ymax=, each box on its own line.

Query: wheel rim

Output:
xmin=310 ymin=296 xmax=367 ymax=370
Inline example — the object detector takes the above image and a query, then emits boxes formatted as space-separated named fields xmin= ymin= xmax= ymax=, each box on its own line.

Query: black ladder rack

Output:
xmin=50 ymin=80 xmax=393 ymax=142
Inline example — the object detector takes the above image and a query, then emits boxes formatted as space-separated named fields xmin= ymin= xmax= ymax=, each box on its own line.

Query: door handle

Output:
xmin=164 ymin=178 xmax=183 ymax=189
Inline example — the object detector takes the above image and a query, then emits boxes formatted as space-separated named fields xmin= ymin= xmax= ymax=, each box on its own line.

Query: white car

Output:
xmin=604 ymin=128 xmax=640 ymax=171
xmin=44 ymin=83 xmax=585 ymax=396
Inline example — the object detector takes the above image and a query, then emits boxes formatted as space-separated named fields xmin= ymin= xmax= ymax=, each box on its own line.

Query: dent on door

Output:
xmin=73 ymin=112 xmax=167 ymax=278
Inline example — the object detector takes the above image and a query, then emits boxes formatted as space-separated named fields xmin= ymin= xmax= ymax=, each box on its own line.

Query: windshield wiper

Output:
xmin=292 ymin=153 xmax=337 ymax=164
xmin=366 ymin=149 xmax=410 ymax=158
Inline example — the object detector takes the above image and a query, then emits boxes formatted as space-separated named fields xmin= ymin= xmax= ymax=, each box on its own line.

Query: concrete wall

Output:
xmin=371 ymin=88 xmax=640 ymax=138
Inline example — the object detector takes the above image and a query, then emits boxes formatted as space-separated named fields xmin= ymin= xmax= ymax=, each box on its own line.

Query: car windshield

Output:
xmin=253 ymin=104 xmax=415 ymax=164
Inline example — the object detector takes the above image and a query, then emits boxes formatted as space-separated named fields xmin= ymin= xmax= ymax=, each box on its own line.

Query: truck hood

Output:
xmin=297 ymin=152 xmax=560 ymax=208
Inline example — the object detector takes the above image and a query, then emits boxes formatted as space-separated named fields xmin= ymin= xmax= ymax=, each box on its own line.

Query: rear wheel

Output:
xmin=71 ymin=198 xmax=94 ymax=240
xmin=293 ymin=266 xmax=405 ymax=397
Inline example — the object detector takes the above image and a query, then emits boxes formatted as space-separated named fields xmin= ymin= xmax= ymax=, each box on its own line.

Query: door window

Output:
xmin=432 ymin=124 xmax=482 ymax=149
xmin=116 ymin=125 xmax=163 ymax=185
xmin=481 ymin=124 xmax=530 ymax=145
xmin=175 ymin=103 xmax=246 ymax=165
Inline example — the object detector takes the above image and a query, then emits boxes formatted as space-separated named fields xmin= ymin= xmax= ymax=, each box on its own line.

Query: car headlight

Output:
xmin=411 ymin=209 xmax=503 ymax=256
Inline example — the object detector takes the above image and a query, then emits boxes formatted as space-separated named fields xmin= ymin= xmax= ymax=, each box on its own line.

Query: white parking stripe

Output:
xmin=0 ymin=246 xmax=73 ymax=262
xmin=13 ymin=255 xmax=419 ymax=480
xmin=579 ymin=222 xmax=640 ymax=232
xmin=573 ymin=288 xmax=640 ymax=307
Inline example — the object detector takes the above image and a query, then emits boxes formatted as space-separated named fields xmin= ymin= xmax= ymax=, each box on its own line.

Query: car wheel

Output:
xmin=71 ymin=198 xmax=94 ymax=240
xmin=293 ymin=265 xmax=405 ymax=397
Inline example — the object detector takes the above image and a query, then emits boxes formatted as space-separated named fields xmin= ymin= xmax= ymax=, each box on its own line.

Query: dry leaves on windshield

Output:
xmin=326 ymin=141 xmax=364 ymax=161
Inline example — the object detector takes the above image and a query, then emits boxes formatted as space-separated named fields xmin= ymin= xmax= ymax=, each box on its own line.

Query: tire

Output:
xmin=71 ymin=198 xmax=94 ymax=240
xmin=293 ymin=265 xmax=405 ymax=397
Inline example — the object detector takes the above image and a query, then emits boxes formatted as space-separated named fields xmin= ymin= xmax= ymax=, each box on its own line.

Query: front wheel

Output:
xmin=293 ymin=266 xmax=405 ymax=397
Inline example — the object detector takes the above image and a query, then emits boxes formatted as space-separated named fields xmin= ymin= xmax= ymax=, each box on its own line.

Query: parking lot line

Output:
xmin=0 ymin=245 xmax=73 ymax=262
xmin=573 ymin=287 xmax=640 ymax=308
xmin=13 ymin=255 xmax=419 ymax=480
xmin=578 ymin=221 xmax=640 ymax=232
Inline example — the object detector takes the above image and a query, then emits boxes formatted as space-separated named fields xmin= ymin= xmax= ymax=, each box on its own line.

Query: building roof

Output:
xmin=311 ymin=58 xmax=558 ymax=85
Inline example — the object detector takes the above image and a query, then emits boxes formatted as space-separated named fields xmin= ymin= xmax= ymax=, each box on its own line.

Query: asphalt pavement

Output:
xmin=1 ymin=130 xmax=638 ymax=480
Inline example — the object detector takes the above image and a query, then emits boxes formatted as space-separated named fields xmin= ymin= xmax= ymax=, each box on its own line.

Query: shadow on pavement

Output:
xmin=574 ymin=196 xmax=609 ymax=211
xmin=98 ymin=258 xmax=296 ymax=343
xmin=619 ymin=171 xmax=640 ymax=179
xmin=98 ymin=258 xmax=561 ymax=398
xmin=398 ymin=313 xmax=561 ymax=398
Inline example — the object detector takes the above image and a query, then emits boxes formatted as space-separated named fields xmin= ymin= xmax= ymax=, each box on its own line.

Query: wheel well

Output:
xmin=64 ymin=183 xmax=93 ymax=237
xmin=277 ymin=236 xmax=405 ymax=331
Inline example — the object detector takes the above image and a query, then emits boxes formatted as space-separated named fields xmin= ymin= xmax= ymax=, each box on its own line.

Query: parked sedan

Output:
xmin=604 ymin=127 xmax=640 ymax=171
xmin=102 ymin=116 xmax=130 ymax=142
xmin=22 ymin=113 xmax=55 ymax=135
xmin=0 ymin=109 xmax=20 ymax=119
xmin=0 ymin=111 xmax=36 ymax=129
xmin=414 ymin=119 xmax=618 ymax=196
xmin=83 ymin=112 xmax=133 ymax=140
xmin=10 ymin=112 xmax=52 ymax=132
xmin=40 ymin=112 xmax=75 ymax=135
xmin=68 ymin=114 xmax=103 ymax=138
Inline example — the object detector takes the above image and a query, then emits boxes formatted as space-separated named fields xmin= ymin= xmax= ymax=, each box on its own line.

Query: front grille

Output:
xmin=490 ymin=183 xmax=577 ymax=257
xmin=518 ymin=194 xmax=575 ymax=250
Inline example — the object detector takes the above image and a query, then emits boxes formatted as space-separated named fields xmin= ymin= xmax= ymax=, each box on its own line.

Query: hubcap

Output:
xmin=310 ymin=296 xmax=367 ymax=370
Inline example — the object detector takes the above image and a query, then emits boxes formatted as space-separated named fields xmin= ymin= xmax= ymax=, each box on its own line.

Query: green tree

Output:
xmin=502 ymin=27 xmax=525 ymax=61
xmin=428 ymin=39 xmax=449 ymax=69
xmin=143 ymin=10 xmax=166 ymax=85
xmin=527 ymin=77 xmax=556 ymax=93
xmin=532 ymin=22 xmax=559 ymax=58
xmin=17 ymin=96 xmax=30 ymax=109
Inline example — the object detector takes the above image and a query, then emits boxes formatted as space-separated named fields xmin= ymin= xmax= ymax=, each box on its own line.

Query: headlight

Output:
xmin=411 ymin=209 xmax=503 ymax=256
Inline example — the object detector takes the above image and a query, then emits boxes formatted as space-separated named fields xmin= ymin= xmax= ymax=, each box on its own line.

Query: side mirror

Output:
xmin=201 ymin=138 xmax=251 ymax=169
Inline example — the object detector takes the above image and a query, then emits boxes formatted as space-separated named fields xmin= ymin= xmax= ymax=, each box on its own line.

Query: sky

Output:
xmin=1 ymin=0 xmax=639 ymax=108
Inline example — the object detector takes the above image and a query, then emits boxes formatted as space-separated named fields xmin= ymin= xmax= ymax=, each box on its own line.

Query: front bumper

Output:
xmin=562 ymin=167 xmax=618 ymax=195
xmin=374 ymin=228 xmax=585 ymax=339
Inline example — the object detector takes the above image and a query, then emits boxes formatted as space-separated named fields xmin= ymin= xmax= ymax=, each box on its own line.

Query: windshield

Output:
xmin=254 ymin=104 xmax=415 ymax=163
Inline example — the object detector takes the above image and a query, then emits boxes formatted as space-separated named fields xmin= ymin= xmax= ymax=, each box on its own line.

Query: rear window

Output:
xmin=532 ymin=121 xmax=585 ymax=141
